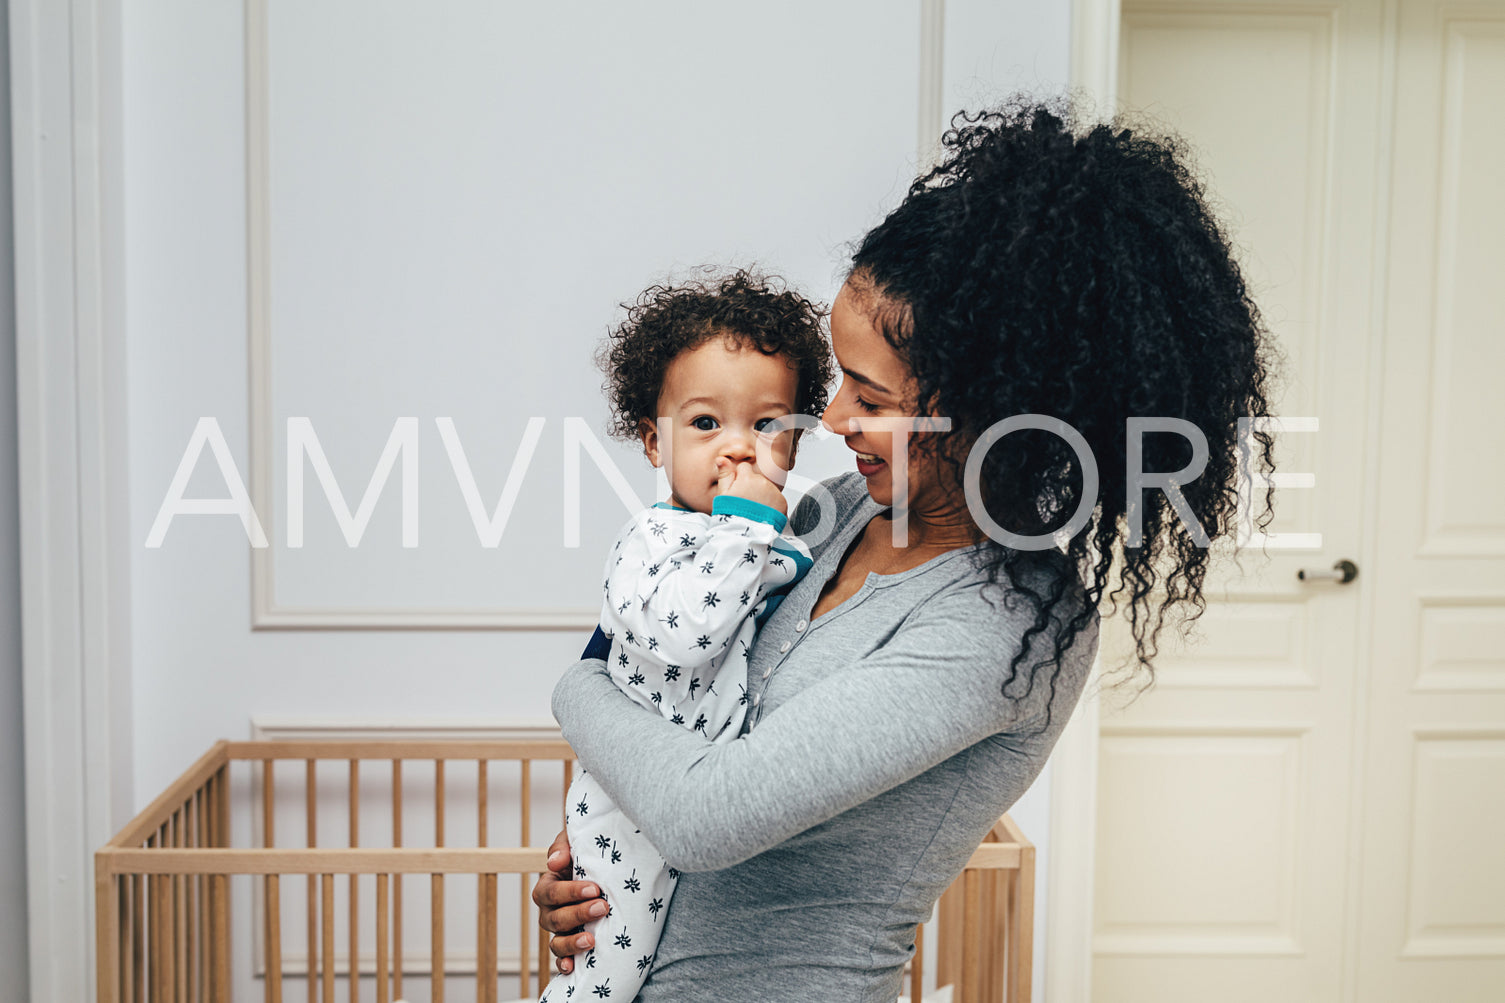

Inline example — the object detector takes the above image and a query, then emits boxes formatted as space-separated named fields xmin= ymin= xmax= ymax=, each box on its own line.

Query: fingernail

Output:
xmin=547 ymin=850 xmax=566 ymax=865
xmin=561 ymin=959 xmax=572 ymax=973
xmin=582 ymin=884 xmax=598 ymax=897
xmin=589 ymin=901 xmax=608 ymax=918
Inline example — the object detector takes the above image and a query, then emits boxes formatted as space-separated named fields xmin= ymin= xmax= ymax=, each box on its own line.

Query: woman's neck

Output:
xmin=874 ymin=499 xmax=979 ymax=553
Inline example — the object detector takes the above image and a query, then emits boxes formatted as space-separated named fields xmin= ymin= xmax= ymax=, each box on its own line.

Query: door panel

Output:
xmin=1357 ymin=2 xmax=1505 ymax=998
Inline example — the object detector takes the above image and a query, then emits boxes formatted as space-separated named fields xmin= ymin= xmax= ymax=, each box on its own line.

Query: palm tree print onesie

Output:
xmin=538 ymin=495 xmax=811 ymax=1002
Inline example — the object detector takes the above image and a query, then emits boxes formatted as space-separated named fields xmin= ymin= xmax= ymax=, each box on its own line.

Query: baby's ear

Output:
xmin=638 ymin=418 xmax=662 ymax=468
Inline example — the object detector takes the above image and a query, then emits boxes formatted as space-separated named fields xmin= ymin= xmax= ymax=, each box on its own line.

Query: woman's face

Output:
xmin=821 ymin=281 xmax=956 ymax=514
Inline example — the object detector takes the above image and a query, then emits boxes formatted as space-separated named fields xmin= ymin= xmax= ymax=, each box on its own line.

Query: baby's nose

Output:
xmin=720 ymin=434 xmax=756 ymax=463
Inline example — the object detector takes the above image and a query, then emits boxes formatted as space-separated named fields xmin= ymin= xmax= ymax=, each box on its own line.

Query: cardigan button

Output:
xmin=779 ymin=641 xmax=792 ymax=653
xmin=795 ymin=620 xmax=807 ymax=632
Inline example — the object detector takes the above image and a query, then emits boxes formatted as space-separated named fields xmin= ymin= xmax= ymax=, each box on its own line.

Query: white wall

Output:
xmin=119 ymin=1 xmax=1069 ymax=998
xmin=0 ymin=0 xmax=32 ymax=992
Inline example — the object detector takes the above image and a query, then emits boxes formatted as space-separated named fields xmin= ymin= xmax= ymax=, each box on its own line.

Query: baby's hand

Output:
xmin=715 ymin=458 xmax=787 ymax=515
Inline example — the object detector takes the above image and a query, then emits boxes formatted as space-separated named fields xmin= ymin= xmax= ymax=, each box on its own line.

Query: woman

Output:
xmin=535 ymin=99 xmax=1275 ymax=1001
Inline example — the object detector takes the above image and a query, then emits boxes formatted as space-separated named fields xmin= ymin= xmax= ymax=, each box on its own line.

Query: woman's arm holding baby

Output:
xmin=556 ymin=583 xmax=1090 ymax=873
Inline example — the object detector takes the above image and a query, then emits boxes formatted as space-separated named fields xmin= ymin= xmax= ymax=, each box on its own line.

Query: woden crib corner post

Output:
xmin=95 ymin=851 xmax=120 ymax=1003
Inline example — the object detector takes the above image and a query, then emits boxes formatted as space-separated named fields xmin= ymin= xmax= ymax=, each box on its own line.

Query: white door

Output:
xmin=1355 ymin=1 xmax=1505 ymax=997
xmin=1092 ymin=0 xmax=1504 ymax=999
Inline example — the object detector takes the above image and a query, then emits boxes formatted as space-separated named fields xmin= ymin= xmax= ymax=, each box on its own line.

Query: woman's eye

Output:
xmin=692 ymin=416 xmax=719 ymax=432
xmin=853 ymin=394 xmax=882 ymax=414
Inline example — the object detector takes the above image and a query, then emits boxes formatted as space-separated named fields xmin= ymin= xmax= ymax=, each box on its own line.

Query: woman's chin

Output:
xmin=857 ymin=470 xmax=893 ymax=506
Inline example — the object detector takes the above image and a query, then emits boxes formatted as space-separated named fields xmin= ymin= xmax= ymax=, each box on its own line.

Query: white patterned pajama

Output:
xmin=538 ymin=496 xmax=811 ymax=1003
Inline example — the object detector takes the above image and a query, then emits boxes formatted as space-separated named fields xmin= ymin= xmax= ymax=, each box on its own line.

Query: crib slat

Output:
xmin=216 ymin=764 xmax=230 ymax=848
xmin=982 ymin=871 xmax=1003 ymax=1003
xmin=215 ymin=769 xmax=232 ymax=998
xmin=164 ymin=814 xmax=176 ymax=1003
xmin=189 ymin=789 xmax=201 ymax=999
xmin=266 ymin=874 xmax=283 ymax=1003
xmin=392 ymin=760 xmax=404 ymax=1000
xmin=1008 ymin=850 xmax=1034 ymax=1003
xmin=477 ymin=873 xmax=497 ymax=1003
xmin=350 ymin=760 xmax=360 ymax=1003
xmin=151 ymin=866 xmax=163 ymax=1003
xmin=520 ymin=760 xmax=531 ymax=848
xmin=434 ymin=760 xmax=445 ymax=1003
xmin=376 ymin=873 xmax=389 ymax=1003
xmin=322 ymin=874 xmax=335 ymax=1003
xmin=174 ymin=808 xmax=186 ymax=1003
xmin=478 ymin=760 xmax=488 ymax=847
xmin=545 ymin=757 xmax=572 ymax=993
xmin=265 ymin=759 xmax=276 ymax=847
xmin=172 ymin=819 xmax=182 ymax=1003
xmin=518 ymin=760 xmax=531 ymax=998
xmin=142 ymin=875 xmax=151 ymax=1003
xmin=537 ymin=923 xmax=548 ymax=997
xmin=194 ymin=789 xmax=204 ymax=1003
xmin=307 ymin=760 xmax=317 ymax=1003
xmin=133 ymin=873 xmax=145 ymax=1003
xmin=211 ymin=874 xmax=230 ymax=1002
xmin=119 ymin=874 xmax=133 ymax=1003
xmin=435 ymin=759 xmax=446 ymax=847
xmin=961 ymin=869 xmax=982 ymax=1003
xmin=260 ymin=760 xmax=274 ymax=1003
xmin=431 ymin=873 xmax=445 ymax=1003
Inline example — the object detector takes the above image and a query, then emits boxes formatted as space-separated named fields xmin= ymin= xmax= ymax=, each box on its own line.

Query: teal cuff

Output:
xmin=712 ymin=495 xmax=788 ymax=532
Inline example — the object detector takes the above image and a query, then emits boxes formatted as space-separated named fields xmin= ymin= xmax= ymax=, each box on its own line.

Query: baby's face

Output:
xmin=640 ymin=336 xmax=801 ymax=515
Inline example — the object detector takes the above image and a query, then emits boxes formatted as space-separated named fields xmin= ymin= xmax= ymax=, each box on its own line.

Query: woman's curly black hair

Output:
xmin=850 ymin=97 xmax=1277 ymax=721
xmin=598 ymin=267 xmax=834 ymax=441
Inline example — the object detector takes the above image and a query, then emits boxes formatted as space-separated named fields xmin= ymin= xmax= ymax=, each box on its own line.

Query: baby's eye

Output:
xmin=692 ymin=416 xmax=719 ymax=432
xmin=753 ymin=418 xmax=777 ymax=433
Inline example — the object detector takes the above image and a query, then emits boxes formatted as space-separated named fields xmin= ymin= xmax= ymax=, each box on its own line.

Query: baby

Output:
xmin=539 ymin=270 xmax=831 ymax=1002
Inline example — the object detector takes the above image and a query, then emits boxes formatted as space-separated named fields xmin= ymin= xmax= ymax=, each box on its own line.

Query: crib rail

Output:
xmin=97 ymin=739 xmax=1033 ymax=1003
xmin=97 ymin=740 xmax=572 ymax=1003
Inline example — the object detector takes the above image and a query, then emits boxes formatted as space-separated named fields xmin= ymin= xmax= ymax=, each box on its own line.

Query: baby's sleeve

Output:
xmin=601 ymin=500 xmax=797 ymax=699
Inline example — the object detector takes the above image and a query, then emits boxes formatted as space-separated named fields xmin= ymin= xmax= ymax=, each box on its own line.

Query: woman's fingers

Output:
xmin=550 ymin=929 xmax=596 ymax=961
xmin=544 ymin=829 xmax=572 ymax=875
xmin=532 ymin=870 xmax=598 ymax=911
xmin=531 ymin=831 xmax=607 ymax=975
xmin=540 ymin=890 xmax=610 ymax=931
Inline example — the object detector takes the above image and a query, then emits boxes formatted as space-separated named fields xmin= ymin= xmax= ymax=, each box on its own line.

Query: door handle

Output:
xmin=1297 ymin=559 xmax=1358 ymax=585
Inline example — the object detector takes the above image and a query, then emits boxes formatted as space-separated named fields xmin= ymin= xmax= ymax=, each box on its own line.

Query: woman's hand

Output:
xmin=531 ymin=829 xmax=609 ymax=974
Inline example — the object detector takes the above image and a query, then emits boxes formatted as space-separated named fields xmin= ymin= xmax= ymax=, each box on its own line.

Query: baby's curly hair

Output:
xmin=850 ymin=97 xmax=1277 ymax=719
xmin=598 ymin=268 xmax=833 ymax=440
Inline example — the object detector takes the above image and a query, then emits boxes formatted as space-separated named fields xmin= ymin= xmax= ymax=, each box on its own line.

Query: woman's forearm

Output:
xmin=553 ymin=588 xmax=1077 ymax=872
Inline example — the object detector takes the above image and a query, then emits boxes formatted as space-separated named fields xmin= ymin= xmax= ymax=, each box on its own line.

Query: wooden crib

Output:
xmin=95 ymin=740 xmax=1033 ymax=1003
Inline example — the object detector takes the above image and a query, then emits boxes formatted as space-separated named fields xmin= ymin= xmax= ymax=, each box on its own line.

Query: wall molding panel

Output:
xmin=242 ymin=0 xmax=952 ymax=631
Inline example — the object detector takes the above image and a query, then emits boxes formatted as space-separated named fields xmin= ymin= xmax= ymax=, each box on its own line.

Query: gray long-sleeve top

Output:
xmin=552 ymin=472 xmax=1098 ymax=1002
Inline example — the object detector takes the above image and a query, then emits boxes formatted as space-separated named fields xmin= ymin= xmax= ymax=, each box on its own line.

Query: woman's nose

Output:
xmin=819 ymin=401 xmax=852 ymax=437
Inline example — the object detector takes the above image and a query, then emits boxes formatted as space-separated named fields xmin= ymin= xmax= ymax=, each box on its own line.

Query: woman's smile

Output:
xmin=852 ymin=449 xmax=885 ymax=477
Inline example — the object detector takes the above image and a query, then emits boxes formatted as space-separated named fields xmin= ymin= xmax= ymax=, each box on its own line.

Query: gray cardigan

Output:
xmin=552 ymin=472 xmax=1097 ymax=1002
